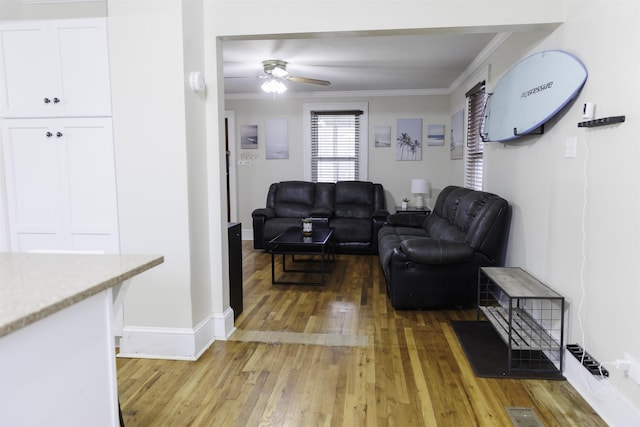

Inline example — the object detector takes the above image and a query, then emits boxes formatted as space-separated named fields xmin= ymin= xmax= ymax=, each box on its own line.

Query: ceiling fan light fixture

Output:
xmin=270 ymin=66 xmax=289 ymax=79
xmin=261 ymin=77 xmax=287 ymax=94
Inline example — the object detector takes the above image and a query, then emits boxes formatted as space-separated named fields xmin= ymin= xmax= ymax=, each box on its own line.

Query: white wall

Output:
xmin=225 ymin=94 xmax=451 ymax=235
xmin=451 ymin=4 xmax=640 ymax=424
xmin=108 ymin=1 xmax=194 ymax=329
xmin=181 ymin=0 xmax=221 ymax=329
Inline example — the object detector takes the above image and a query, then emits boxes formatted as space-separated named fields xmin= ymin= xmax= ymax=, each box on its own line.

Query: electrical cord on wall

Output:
xmin=577 ymin=134 xmax=593 ymax=390
xmin=577 ymin=134 xmax=610 ymax=396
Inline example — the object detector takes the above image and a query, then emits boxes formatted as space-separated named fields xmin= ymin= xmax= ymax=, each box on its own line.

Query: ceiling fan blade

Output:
xmin=224 ymin=75 xmax=261 ymax=79
xmin=289 ymin=76 xmax=331 ymax=86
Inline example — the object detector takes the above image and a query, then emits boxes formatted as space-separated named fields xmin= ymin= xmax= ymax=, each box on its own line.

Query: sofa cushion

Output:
xmin=274 ymin=181 xmax=316 ymax=218
xmin=334 ymin=181 xmax=375 ymax=219
xmin=458 ymin=192 xmax=509 ymax=253
xmin=330 ymin=218 xmax=371 ymax=243
xmin=312 ymin=182 xmax=335 ymax=217
xmin=423 ymin=215 xmax=466 ymax=242
xmin=424 ymin=188 xmax=509 ymax=253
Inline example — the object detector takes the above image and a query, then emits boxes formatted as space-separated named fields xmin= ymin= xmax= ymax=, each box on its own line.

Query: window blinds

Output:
xmin=464 ymin=82 xmax=487 ymax=191
xmin=310 ymin=110 xmax=362 ymax=183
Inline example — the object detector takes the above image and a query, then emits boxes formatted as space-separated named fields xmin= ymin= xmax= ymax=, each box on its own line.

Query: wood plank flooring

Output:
xmin=116 ymin=242 xmax=605 ymax=426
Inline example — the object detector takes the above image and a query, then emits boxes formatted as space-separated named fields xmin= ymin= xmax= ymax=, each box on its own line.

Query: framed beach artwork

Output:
xmin=374 ymin=126 xmax=391 ymax=147
xmin=396 ymin=118 xmax=422 ymax=161
xmin=265 ymin=118 xmax=289 ymax=159
xmin=450 ymin=109 xmax=464 ymax=160
xmin=427 ymin=124 xmax=445 ymax=146
xmin=240 ymin=124 xmax=258 ymax=149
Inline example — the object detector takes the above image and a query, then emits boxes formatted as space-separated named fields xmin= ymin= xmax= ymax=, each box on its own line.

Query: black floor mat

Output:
xmin=450 ymin=320 xmax=565 ymax=380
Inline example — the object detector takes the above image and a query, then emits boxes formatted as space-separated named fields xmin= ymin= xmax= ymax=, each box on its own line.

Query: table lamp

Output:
xmin=411 ymin=179 xmax=430 ymax=208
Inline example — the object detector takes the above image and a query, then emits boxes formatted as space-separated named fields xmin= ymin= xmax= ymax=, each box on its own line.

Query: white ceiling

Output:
xmin=222 ymin=30 xmax=503 ymax=97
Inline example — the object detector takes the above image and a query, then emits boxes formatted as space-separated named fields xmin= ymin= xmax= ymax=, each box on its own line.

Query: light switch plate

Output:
xmin=565 ymin=136 xmax=577 ymax=159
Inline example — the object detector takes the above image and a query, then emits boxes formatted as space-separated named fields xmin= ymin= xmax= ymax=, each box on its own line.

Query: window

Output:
xmin=464 ymin=81 xmax=487 ymax=191
xmin=304 ymin=102 xmax=368 ymax=182
xmin=311 ymin=111 xmax=361 ymax=182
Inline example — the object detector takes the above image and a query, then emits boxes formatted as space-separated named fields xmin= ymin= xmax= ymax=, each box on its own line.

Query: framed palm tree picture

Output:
xmin=396 ymin=118 xmax=422 ymax=161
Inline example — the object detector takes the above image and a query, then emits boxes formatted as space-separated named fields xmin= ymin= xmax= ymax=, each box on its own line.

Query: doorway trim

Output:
xmin=225 ymin=110 xmax=238 ymax=222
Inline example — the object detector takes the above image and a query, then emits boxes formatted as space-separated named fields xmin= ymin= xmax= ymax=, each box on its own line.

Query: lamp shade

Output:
xmin=411 ymin=179 xmax=430 ymax=194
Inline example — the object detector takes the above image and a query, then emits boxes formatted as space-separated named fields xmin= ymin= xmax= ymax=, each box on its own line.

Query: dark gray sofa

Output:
xmin=378 ymin=185 xmax=510 ymax=309
xmin=252 ymin=180 xmax=389 ymax=254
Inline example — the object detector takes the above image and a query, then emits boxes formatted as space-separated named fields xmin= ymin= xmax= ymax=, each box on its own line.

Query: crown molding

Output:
xmin=225 ymin=87 xmax=449 ymax=101
xmin=448 ymin=32 xmax=511 ymax=92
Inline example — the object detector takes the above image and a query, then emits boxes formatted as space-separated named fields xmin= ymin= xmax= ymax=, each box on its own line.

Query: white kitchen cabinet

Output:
xmin=0 ymin=18 xmax=112 ymax=118
xmin=1 ymin=118 xmax=120 ymax=253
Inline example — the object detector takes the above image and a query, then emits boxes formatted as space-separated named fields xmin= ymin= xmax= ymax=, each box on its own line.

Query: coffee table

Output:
xmin=268 ymin=226 xmax=335 ymax=285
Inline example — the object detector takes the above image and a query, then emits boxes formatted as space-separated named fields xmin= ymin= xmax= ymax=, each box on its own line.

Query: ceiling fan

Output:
xmin=262 ymin=59 xmax=330 ymax=85
xmin=227 ymin=59 xmax=331 ymax=94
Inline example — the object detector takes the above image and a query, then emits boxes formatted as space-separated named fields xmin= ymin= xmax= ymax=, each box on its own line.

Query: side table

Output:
xmin=478 ymin=267 xmax=565 ymax=375
xmin=395 ymin=206 xmax=431 ymax=214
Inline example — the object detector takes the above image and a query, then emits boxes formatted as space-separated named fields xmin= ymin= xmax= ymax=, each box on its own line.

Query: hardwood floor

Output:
xmin=117 ymin=242 xmax=605 ymax=426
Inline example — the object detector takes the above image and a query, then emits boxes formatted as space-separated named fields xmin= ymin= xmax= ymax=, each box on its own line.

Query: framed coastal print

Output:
xmin=374 ymin=126 xmax=391 ymax=147
xmin=427 ymin=124 xmax=445 ymax=146
xmin=240 ymin=124 xmax=258 ymax=149
xmin=265 ymin=118 xmax=289 ymax=159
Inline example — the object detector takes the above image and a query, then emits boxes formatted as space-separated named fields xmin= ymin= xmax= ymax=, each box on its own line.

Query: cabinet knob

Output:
xmin=44 ymin=98 xmax=51 ymax=104
xmin=53 ymin=97 xmax=60 ymax=103
xmin=56 ymin=132 xmax=63 ymax=138
xmin=46 ymin=131 xmax=53 ymax=137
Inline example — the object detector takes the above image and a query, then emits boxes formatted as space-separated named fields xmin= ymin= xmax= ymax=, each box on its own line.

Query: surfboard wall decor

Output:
xmin=482 ymin=50 xmax=588 ymax=142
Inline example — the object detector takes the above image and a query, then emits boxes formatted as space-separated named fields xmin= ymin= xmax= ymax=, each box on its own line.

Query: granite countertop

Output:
xmin=0 ymin=252 xmax=164 ymax=338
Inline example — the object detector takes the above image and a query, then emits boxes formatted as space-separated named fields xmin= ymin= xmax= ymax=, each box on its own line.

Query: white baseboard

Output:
xmin=564 ymin=349 xmax=640 ymax=426
xmin=241 ymin=228 xmax=253 ymax=241
xmin=117 ymin=308 xmax=235 ymax=361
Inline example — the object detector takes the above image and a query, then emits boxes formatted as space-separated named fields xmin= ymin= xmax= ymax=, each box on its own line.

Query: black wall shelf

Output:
xmin=578 ymin=115 xmax=625 ymax=128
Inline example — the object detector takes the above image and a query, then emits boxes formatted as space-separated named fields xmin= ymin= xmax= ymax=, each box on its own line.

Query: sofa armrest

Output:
xmin=252 ymin=208 xmax=275 ymax=250
xmin=371 ymin=211 xmax=389 ymax=253
xmin=386 ymin=213 xmax=428 ymax=228
xmin=371 ymin=209 xmax=390 ymax=220
xmin=399 ymin=238 xmax=474 ymax=264
xmin=252 ymin=207 xmax=276 ymax=219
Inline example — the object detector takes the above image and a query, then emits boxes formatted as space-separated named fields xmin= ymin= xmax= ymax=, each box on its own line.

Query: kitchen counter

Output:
xmin=0 ymin=252 xmax=164 ymax=427
xmin=0 ymin=252 xmax=163 ymax=337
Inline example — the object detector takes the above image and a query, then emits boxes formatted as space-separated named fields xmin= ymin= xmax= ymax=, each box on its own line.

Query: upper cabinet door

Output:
xmin=0 ymin=18 xmax=112 ymax=118
xmin=0 ymin=23 xmax=55 ymax=117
